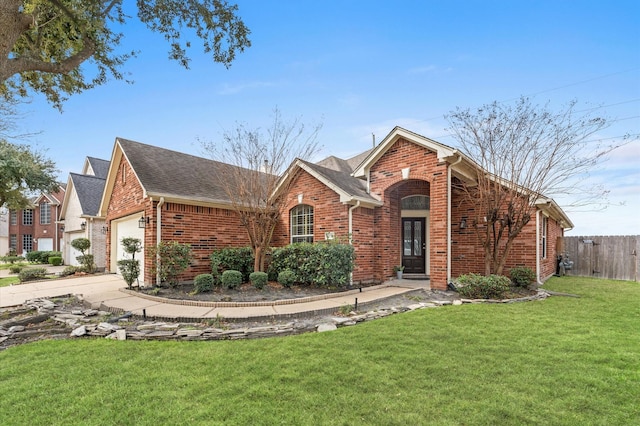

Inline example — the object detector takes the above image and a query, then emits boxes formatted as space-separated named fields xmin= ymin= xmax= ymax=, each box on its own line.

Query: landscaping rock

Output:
xmin=316 ymin=323 xmax=337 ymax=332
xmin=70 ymin=325 xmax=87 ymax=337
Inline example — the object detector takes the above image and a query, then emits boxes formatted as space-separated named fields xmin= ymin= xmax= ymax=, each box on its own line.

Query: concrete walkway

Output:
xmin=1 ymin=268 xmax=429 ymax=321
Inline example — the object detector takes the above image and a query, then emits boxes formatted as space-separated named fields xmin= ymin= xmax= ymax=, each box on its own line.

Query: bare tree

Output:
xmin=446 ymin=97 xmax=623 ymax=276
xmin=201 ymin=109 xmax=322 ymax=272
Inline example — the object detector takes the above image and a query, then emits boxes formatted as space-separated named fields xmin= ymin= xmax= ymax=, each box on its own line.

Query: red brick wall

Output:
xmin=368 ymin=138 xmax=449 ymax=289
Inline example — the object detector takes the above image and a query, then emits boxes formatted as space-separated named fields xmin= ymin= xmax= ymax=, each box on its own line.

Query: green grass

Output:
xmin=0 ymin=277 xmax=638 ymax=425
xmin=0 ymin=276 xmax=19 ymax=287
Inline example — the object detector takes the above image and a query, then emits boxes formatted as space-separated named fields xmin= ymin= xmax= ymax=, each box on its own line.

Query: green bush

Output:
xmin=48 ymin=256 xmax=63 ymax=266
xmin=25 ymin=251 xmax=42 ymax=263
xmin=9 ymin=265 xmax=23 ymax=274
xmin=210 ymin=247 xmax=254 ymax=281
xmin=277 ymin=269 xmax=296 ymax=288
xmin=250 ymin=271 xmax=268 ymax=289
xmin=456 ymin=273 xmax=511 ymax=299
xmin=269 ymin=242 xmax=355 ymax=288
xmin=149 ymin=241 xmax=194 ymax=287
xmin=193 ymin=274 xmax=214 ymax=293
xmin=61 ymin=266 xmax=79 ymax=277
xmin=76 ymin=254 xmax=95 ymax=273
xmin=1 ymin=255 xmax=24 ymax=264
xmin=221 ymin=270 xmax=243 ymax=289
xmin=510 ymin=266 xmax=536 ymax=287
xmin=18 ymin=267 xmax=47 ymax=282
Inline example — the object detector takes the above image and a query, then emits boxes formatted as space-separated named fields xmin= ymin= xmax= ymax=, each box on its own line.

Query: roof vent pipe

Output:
xmin=372 ymin=133 xmax=376 ymax=148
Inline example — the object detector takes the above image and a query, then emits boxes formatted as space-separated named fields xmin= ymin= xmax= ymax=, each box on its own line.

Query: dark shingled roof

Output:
xmin=299 ymin=160 xmax=376 ymax=202
xmin=70 ymin=173 xmax=106 ymax=216
xmin=87 ymin=157 xmax=110 ymax=179
xmin=117 ymin=138 xmax=257 ymax=203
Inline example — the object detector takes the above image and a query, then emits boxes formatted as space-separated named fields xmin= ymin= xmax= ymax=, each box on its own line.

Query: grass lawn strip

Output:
xmin=0 ymin=277 xmax=638 ymax=425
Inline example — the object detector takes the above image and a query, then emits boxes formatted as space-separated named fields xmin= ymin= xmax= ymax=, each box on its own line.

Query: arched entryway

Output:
xmin=401 ymin=195 xmax=430 ymax=276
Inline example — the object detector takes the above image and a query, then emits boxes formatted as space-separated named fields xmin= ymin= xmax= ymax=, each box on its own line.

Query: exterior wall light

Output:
xmin=80 ymin=222 xmax=86 ymax=231
xmin=138 ymin=216 xmax=146 ymax=228
xmin=460 ymin=218 xmax=467 ymax=229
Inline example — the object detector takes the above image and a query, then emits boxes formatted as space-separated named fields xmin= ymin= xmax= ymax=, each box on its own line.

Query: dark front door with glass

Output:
xmin=402 ymin=218 xmax=426 ymax=274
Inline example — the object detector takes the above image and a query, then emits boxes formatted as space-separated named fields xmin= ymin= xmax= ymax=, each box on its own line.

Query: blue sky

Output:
xmin=13 ymin=0 xmax=640 ymax=236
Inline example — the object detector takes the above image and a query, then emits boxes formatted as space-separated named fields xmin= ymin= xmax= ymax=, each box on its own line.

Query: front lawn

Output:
xmin=0 ymin=277 xmax=638 ymax=425
xmin=0 ymin=276 xmax=19 ymax=287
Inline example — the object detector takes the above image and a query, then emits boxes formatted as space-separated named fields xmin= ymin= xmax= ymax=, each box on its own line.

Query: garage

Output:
xmin=111 ymin=213 xmax=145 ymax=284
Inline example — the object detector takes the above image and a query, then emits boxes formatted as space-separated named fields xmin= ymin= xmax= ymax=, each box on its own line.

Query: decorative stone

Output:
xmin=97 ymin=322 xmax=121 ymax=332
xmin=115 ymin=329 xmax=127 ymax=340
xmin=70 ymin=325 xmax=87 ymax=337
xmin=452 ymin=300 xmax=463 ymax=306
xmin=316 ymin=323 xmax=337 ymax=332
xmin=83 ymin=309 xmax=99 ymax=317
xmin=8 ymin=325 xmax=25 ymax=333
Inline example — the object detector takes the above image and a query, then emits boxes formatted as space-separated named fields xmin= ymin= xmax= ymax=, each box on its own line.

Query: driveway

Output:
xmin=0 ymin=272 xmax=125 ymax=308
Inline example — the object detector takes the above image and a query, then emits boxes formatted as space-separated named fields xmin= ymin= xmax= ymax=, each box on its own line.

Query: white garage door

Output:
xmin=38 ymin=238 xmax=53 ymax=252
xmin=113 ymin=214 xmax=145 ymax=284
xmin=69 ymin=237 xmax=83 ymax=266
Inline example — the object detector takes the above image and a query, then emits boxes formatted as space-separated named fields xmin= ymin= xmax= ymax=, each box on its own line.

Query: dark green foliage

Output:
xmin=26 ymin=250 xmax=62 ymax=263
xmin=70 ymin=238 xmax=91 ymax=253
xmin=277 ymin=269 xmax=296 ymax=288
xmin=48 ymin=256 xmax=63 ymax=266
xmin=249 ymin=271 xmax=268 ymax=289
xmin=210 ymin=247 xmax=254 ymax=281
xmin=269 ymin=242 xmax=355 ymax=288
xmin=221 ymin=270 xmax=243 ymax=289
xmin=1 ymin=255 xmax=24 ymax=264
xmin=9 ymin=265 xmax=22 ymax=274
xmin=25 ymin=251 xmax=41 ymax=263
xmin=118 ymin=237 xmax=142 ymax=289
xmin=193 ymin=274 xmax=214 ymax=293
xmin=71 ymin=239 xmax=94 ymax=273
xmin=61 ymin=266 xmax=79 ymax=277
xmin=510 ymin=266 xmax=536 ymax=287
xmin=456 ymin=273 xmax=511 ymax=299
xmin=18 ymin=267 xmax=47 ymax=282
xmin=149 ymin=241 xmax=193 ymax=287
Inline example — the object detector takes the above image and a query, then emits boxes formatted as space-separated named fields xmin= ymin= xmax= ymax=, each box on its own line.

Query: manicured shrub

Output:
xmin=118 ymin=237 xmax=142 ymax=289
xmin=250 ymin=271 xmax=268 ymax=289
xmin=221 ymin=270 xmax=243 ymax=289
xmin=277 ymin=269 xmax=296 ymax=288
xmin=9 ymin=265 xmax=23 ymax=274
xmin=269 ymin=242 xmax=355 ymax=288
xmin=193 ymin=274 xmax=214 ymax=293
xmin=71 ymin=238 xmax=95 ymax=273
xmin=1 ymin=255 xmax=24 ymax=264
xmin=18 ymin=267 xmax=47 ymax=282
xmin=455 ymin=273 xmax=511 ymax=299
xmin=210 ymin=247 xmax=254 ymax=281
xmin=25 ymin=251 xmax=42 ymax=263
xmin=510 ymin=266 xmax=536 ymax=287
xmin=149 ymin=241 xmax=194 ymax=287
xmin=61 ymin=266 xmax=79 ymax=277
xmin=48 ymin=256 xmax=63 ymax=266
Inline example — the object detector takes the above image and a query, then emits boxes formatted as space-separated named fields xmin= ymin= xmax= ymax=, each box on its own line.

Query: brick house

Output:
xmin=7 ymin=186 xmax=66 ymax=256
xmin=59 ymin=157 xmax=110 ymax=269
xmin=99 ymin=127 xmax=571 ymax=290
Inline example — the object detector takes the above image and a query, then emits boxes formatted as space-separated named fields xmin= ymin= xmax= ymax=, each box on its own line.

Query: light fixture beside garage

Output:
xmin=80 ymin=222 xmax=86 ymax=231
xmin=138 ymin=215 xmax=149 ymax=228
xmin=101 ymin=226 xmax=109 ymax=234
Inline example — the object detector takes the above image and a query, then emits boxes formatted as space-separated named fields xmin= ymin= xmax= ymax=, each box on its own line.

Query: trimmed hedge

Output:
xmin=455 ymin=273 xmax=511 ymax=299
xmin=510 ymin=266 xmax=536 ymax=287
xmin=25 ymin=251 xmax=62 ymax=264
xmin=277 ymin=269 xmax=296 ymax=288
xmin=193 ymin=274 xmax=214 ymax=293
xmin=221 ymin=270 xmax=243 ymax=289
xmin=18 ymin=267 xmax=47 ymax=282
xmin=210 ymin=247 xmax=254 ymax=282
xmin=249 ymin=271 xmax=268 ymax=289
xmin=269 ymin=242 xmax=355 ymax=288
xmin=48 ymin=256 xmax=63 ymax=266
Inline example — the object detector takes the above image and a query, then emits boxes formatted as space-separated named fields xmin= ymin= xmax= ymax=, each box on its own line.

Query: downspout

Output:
xmin=447 ymin=154 xmax=463 ymax=284
xmin=156 ymin=197 xmax=165 ymax=285
xmin=536 ymin=209 xmax=543 ymax=286
xmin=348 ymin=200 xmax=361 ymax=285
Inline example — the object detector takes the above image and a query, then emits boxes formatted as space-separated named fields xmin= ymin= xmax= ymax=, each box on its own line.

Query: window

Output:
xmin=40 ymin=203 xmax=51 ymax=224
xmin=23 ymin=234 xmax=33 ymax=252
xmin=23 ymin=209 xmax=33 ymax=225
xmin=541 ymin=216 xmax=548 ymax=259
xmin=290 ymin=204 xmax=314 ymax=243
xmin=10 ymin=234 xmax=17 ymax=251
xmin=10 ymin=210 xmax=17 ymax=225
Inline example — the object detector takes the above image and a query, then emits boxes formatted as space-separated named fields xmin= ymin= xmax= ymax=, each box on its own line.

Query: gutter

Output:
xmin=536 ymin=209 xmax=543 ymax=286
xmin=447 ymin=153 xmax=463 ymax=283
xmin=156 ymin=197 xmax=165 ymax=285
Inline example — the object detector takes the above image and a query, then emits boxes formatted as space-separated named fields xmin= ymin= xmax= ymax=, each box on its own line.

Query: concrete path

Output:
xmin=1 ymin=267 xmax=429 ymax=320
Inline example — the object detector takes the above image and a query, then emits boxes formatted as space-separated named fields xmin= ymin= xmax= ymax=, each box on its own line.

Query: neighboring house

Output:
xmin=59 ymin=157 xmax=110 ymax=269
xmin=7 ymin=186 xmax=66 ymax=256
xmin=98 ymin=127 xmax=571 ymax=290
xmin=0 ymin=208 xmax=8 ymax=255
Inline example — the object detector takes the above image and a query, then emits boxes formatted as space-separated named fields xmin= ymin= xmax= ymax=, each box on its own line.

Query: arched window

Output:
xmin=290 ymin=204 xmax=314 ymax=243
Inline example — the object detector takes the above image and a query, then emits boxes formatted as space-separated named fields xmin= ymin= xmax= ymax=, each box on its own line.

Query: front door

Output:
xmin=402 ymin=218 xmax=426 ymax=274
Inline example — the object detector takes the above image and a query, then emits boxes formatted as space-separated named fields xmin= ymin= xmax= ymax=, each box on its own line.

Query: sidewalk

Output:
xmin=1 ymin=269 xmax=429 ymax=321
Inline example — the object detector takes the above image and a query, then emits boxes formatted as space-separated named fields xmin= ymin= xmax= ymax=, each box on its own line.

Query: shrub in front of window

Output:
xmin=277 ymin=269 xmax=296 ymax=288
xmin=25 ymin=251 xmax=42 ymax=263
xmin=221 ymin=270 xmax=243 ymax=289
xmin=18 ymin=267 xmax=47 ymax=282
xmin=250 ymin=271 xmax=268 ymax=289
xmin=193 ymin=274 xmax=214 ymax=293
xmin=510 ymin=266 xmax=536 ymax=287
xmin=455 ymin=273 xmax=511 ymax=299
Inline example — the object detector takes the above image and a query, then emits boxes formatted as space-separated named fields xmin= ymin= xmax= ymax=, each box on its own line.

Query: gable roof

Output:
xmin=85 ymin=157 xmax=110 ymax=179
xmin=100 ymin=138 xmax=265 ymax=214
xmin=70 ymin=173 xmax=107 ymax=217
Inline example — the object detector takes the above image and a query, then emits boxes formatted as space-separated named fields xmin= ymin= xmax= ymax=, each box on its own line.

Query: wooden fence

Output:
xmin=563 ymin=235 xmax=639 ymax=281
